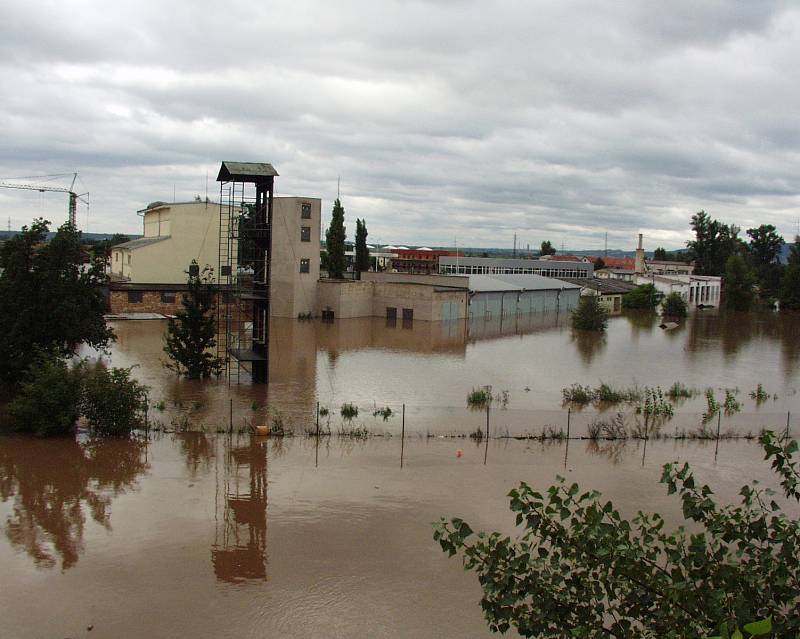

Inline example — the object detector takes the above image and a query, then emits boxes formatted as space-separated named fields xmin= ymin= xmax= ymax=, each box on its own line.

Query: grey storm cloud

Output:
xmin=0 ymin=0 xmax=799 ymax=250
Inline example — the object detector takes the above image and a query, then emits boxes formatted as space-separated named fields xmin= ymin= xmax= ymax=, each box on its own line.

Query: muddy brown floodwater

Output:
xmin=2 ymin=310 xmax=799 ymax=637
xmin=0 ymin=433 xmax=791 ymax=638
xmin=85 ymin=310 xmax=800 ymax=437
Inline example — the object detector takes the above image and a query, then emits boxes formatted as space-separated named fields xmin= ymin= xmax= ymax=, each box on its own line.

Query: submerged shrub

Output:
xmin=6 ymin=354 xmax=82 ymax=437
xmin=750 ymin=384 xmax=770 ymax=404
xmin=571 ymin=295 xmax=609 ymax=331
xmin=81 ymin=362 xmax=149 ymax=437
xmin=467 ymin=387 xmax=493 ymax=410
xmin=661 ymin=291 xmax=688 ymax=318
xmin=561 ymin=384 xmax=595 ymax=405
xmin=340 ymin=402 xmax=359 ymax=422
xmin=666 ymin=381 xmax=695 ymax=400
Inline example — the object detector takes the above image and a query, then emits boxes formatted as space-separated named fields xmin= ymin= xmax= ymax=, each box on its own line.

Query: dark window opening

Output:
xmin=127 ymin=291 xmax=143 ymax=303
xmin=402 ymin=308 xmax=413 ymax=321
xmin=300 ymin=226 xmax=311 ymax=242
xmin=301 ymin=202 xmax=312 ymax=219
xmin=160 ymin=292 xmax=176 ymax=304
xmin=321 ymin=309 xmax=335 ymax=322
xmin=386 ymin=307 xmax=397 ymax=320
xmin=300 ymin=258 xmax=310 ymax=273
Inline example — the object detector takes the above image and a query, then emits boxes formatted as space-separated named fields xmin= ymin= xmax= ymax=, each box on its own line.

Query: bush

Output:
xmin=622 ymin=283 xmax=663 ymax=310
xmin=340 ymin=402 xmax=359 ymax=422
xmin=467 ymin=387 xmax=493 ymax=410
xmin=434 ymin=432 xmax=800 ymax=637
xmin=662 ymin=291 xmax=688 ymax=317
xmin=571 ymin=295 xmax=609 ymax=331
xmin=81 ymin=363 xmax=149 ymax=437
xmin=5 ymin=354 xmax=82 ymax=436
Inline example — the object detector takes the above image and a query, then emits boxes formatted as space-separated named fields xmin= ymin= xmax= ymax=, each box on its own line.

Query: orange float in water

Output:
xmin=456 ymin=449 xmax=463 ymax=458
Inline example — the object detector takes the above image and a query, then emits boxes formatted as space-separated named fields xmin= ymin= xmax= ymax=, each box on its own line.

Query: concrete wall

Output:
xmin=361 ymin=271 xmax=469 ymax=289
xmin=316 ymin=279 xmax=469 ymax=321
xmin=270 ymin=197 xmax=321 ymax=318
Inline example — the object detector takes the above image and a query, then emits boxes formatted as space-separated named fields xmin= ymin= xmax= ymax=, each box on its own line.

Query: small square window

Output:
xmin=115 ymin=253 xmax=119 ymax=262
xmin=299 ymin=258 xmax=310 ymax=273
xmin=300 ymin=226 xmax=311 ymax=242
xmin=127 ymin=291 xmax=143 ymax=303
xmin=160 ymin=292 xmax=176 ymax=304
xmin=301 ymin=203 xmax=312 ymax=219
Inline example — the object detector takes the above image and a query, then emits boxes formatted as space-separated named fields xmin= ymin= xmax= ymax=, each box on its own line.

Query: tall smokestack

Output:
xmin=634 ymin=233 xmax=645 ymax=274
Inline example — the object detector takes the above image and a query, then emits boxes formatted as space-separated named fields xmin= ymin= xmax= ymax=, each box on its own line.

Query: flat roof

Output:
xmin=469 ymin=274 xmax=582 ymax=293
xmin=558 ymin=277 xmax=638 ymax=294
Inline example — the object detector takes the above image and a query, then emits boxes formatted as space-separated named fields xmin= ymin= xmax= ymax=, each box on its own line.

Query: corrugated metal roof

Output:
xmin=217 ymin=161 xmax=279 ymax=182
xmin=558 ymin=277 xmax=638 ymax=294
xmin=469 ymin=274 xmax=582 ymax=293
xmin=114 ymin=236 xmax=171 ymax=250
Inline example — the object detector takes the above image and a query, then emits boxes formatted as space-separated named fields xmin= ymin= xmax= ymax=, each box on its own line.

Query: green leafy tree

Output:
xmin=747 ymin=224 xmax=784 ymax=301
xmin=434 ymin=432 xmax=800 ymax=638
xmin=571 ymin=295 xmax=609 ymax=331
xmin=5 ymin=352 xmax=83 ymax=436
xmin=725 ymin=254 xmax=756 ymax=311
xmin=594 ymin=257 xmax=606 ymax=270
xmin=622 ymin=283 xmax=663 ymax=310
xmin=661 ymin=291 xmax=688 ymax=318
xmin=0 ymin=219 xmax=113 ymax=385
xmin=163 ymin=262 xmax=223 ymax=379
xmin=325 ymin=198 xmax=347 ymax=278
xmin=81 ymin=362 xmax=149 ymax=437
xmin=687 ymin=211 xmax=745 ymax=276
xmin=653 ymin=247 xmax=668 ymax=260
xmin=355 ymin=218 xmax=370 ymax=274
xmin=540 ymin=240 xmax=556 ymax=256
xmin=779 ymin=236 xmax=800 ymax=311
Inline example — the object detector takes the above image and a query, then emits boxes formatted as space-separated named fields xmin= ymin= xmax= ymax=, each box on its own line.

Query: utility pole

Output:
xmin=604 ymin=232 xmax=608 ymax=257
xmin=513 ymin=232 xmax=517 ymax=258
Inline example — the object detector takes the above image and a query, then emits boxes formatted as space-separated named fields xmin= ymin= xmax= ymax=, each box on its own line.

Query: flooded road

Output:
xmin=0 ymin=433 xmax=787 ymax=638
xmin=92 ymin=310 xmax=800 ymax=437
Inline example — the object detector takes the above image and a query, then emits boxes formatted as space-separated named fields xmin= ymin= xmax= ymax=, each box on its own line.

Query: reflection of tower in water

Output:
xmin=212 ymin=436 xmax=268 ymax=582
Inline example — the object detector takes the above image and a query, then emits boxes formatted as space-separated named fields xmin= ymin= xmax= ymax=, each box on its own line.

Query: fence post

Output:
xmin=716 ymin=410 xmax=722 ymax=440
xmin=229 ymin=398 xmax=233 ymax=435
xmin=566 ymin=407 xmax=571 ymax=440
xmin=400 ymin=404 xmax=406 ymax=469
xmin=786 ymin=411 xmax=791 ymax=442
xmin=484 ymin=403 xmax=490 ymax=465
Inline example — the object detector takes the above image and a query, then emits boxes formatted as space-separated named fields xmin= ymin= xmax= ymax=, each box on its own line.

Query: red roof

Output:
xmin=587 ymin=256 xmax=635 ymax=270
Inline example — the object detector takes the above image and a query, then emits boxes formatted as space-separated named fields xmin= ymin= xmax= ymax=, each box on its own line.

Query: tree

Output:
xmin=571 ymin=295 xmax=609 ymax=331
xmin=81 ymin=362 xmax=149 ymax=437
xmin=653 ymin=247 xmax=668 ymax=261
xmin=779 ymin=235 xmax=800 ymax=310
xmin=0 ymin=219 xmax=113 ymax=385
xmin=594 ymin=257 xmax=606 ymax=270
xmin=622 ymin=283 xmax=663 ymax=310
xmin=354 ymin=218 xmax=370 ymax=274
xmin=540 ymin=240 xmax=556 ymax=256
xmin=325 ymin=198 xmax=347 ymax=278
xmin=747 ymin=224 xmax=784 ymax=301
xmin=5 ymin=352 xmax=83 ymax=436
xmin=163 ymin=262 xmax=223 ymax=379
xmin=661 ymin=291 xmax=688 ymax=318
xmin=725 ymin=253 xmax=756 ymax=311
xmin=91 ymin=233 xmax=130 ymax=263
xmin=433 ymin=432 xmax=800 ymax=638
xmin=687 ymin=211 xmax=745 ymax=276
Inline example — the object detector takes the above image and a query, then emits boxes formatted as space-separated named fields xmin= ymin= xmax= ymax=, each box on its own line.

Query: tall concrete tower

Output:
xmin=634 ymin=233 xmax=646 ymax=274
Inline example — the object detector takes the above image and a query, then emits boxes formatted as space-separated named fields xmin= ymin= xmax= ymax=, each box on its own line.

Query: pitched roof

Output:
xmin=114 ymin=236 xmax=171 ymax=250
xmin=217 ymin=161 xmax=279 ymax=182
xmin=558 ymin=277 xmax=638 ymax=294
xmin=587 ymin=256 xmax=636 ymax=269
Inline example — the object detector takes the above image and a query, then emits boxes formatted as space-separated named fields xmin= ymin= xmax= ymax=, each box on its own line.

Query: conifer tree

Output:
xmin=325 ymin=198 xmax=347 ymax=278
xmin=355 ymin=218 xmax=370 ymax=274
xmin=163 ymin=262 xmax=223 ymax=378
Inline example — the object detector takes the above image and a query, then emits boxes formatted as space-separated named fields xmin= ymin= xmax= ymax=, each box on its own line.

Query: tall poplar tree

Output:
xmin=325 ymin=198 xmax=346 ymax=279
xmin=354 ymin=218 xmax=370 ymax=274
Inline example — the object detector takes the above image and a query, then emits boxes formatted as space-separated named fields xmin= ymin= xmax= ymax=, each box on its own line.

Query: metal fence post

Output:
xmin=400 ymin=404 xmax=406 ymax=469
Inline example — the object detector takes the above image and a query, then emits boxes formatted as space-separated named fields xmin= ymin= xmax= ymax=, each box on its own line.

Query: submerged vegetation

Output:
xmin=571 ymin=295 xmax=609 ymax=331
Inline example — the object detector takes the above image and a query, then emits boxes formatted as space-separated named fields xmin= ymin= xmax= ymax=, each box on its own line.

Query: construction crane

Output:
xmin=0 ymin=173 xmax=88 ymax=227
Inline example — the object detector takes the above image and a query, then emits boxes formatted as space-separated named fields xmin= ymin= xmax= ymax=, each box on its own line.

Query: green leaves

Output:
xmin=434 ymin=433 xmax=799 ymax=638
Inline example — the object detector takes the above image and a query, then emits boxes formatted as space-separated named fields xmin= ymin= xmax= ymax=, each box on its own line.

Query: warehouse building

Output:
xmin=438 ymin=256 xmax=593 ymax=278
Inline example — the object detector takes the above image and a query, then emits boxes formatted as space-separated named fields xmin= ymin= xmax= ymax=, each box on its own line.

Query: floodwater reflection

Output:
xmin=212 ymin=436 xmax=268 ymax=583
xmin=0 ymin=436 xmax=148 ymax=570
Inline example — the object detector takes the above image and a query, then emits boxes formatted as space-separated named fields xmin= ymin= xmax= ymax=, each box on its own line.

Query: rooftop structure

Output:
xmin=439 ymin=256 xmax=593 ymax=279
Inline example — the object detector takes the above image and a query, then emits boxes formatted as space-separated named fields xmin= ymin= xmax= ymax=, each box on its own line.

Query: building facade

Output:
xmin=390 ymin=248 xmax=460 ymax=274
xmin=438 ymin=256 xmax=593 ymax=278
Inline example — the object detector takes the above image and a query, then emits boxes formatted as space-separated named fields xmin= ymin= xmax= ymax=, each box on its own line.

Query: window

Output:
xmin=300 ymin=226 xmax=311 ymax=242
xmin=127 ymin=254 xmax=131 ymax=265
xmin=160 ymin=292 xmax=176 ymax=304
xmin=299 ymin=258 xmax=310 ymax=273
xmin=301 ymin=202 xmax=312 ymax=219
xmin=386 ymin=307 xmax=397 ymax=320
xmin=127 ymin=291 xmax=143 ymax=303
xmin=402 ymin=308 xmax=413 ymax=321
xmin=115 ymin=253 xmax=119 ymax=262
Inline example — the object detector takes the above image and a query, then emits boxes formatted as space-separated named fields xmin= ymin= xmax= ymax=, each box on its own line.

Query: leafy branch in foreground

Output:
xmin=433 ymin=432 xmax=799 ymax=638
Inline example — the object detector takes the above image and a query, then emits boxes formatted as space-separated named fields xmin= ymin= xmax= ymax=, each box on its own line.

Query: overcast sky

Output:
xmin=1 ymin=1 xmax=799 ymax=250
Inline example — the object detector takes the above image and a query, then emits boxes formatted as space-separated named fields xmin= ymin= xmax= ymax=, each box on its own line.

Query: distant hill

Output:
xmin=0 ymin=230 xmax=141 ymax=242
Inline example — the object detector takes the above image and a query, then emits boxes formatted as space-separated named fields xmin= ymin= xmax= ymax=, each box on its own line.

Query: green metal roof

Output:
xmin=217 ymin=161 xmax=279 ymax=182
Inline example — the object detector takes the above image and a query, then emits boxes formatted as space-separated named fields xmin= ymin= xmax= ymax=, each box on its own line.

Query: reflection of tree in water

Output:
xmin=0 ymin=437 xmax=148 ymax=570
xmin=778 ymin=313 xmax=800 ymax=377
xmin=571 ymin=331 xmax=607 ymax=365
xmin=623 ymin=310 xmax=658 ymax=337
xmin=585 ymin=440 xmax=629 ymax=465
xmin=212 ymin=435 xmax=268 ymax=583
xmin=174 ymin=432 xmax=215 ymax=478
